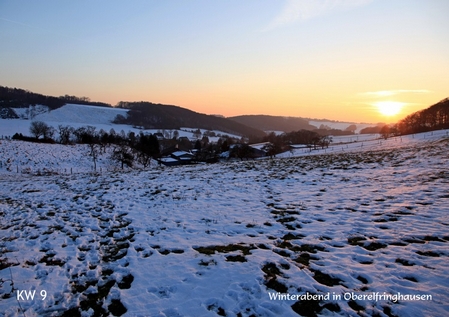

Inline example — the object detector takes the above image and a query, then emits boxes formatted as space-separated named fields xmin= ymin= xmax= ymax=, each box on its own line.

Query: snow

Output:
xmin=264 ymin=131 xmax=284 ymax=136
xmin=171 ymin=151 xmax=192 ymax=157
xmin=330 ymin=133 xmax=380 ymax=144
xmin=0 ymin=104 xmax=242 ymax=143
xmin=1 ymin=130 xmax=449 ymax=316
xmin=11 ymin=107 xmax=29 ymax=119
xmin=0 ymin=141 xmax=140 ymax=175
xmin=0 ymin=104 xmax=137 ymax=139
xmin=12 ymin=105 xmax=50 ymax=119
xmin=277 ymin=130 xmax=449 ymax=159
xmin=249 ymin=142 xmax=271 ymax=151
xmin=308 ymin=120 xmax=376 ymax=134
xmin=32 ymin=104 xmax=129 ymax=126
xmin=160 ymin=157 xmax=179 ymax=163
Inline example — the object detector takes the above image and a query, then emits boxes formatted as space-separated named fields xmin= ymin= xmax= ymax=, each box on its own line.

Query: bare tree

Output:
xmin=30 ymin=121 xmax=51 ymax=139
xmin=134 ymin=133 xmax=160 ymax=169
xmin=345 ymin=124 xmax=357 ymax=133
xmin=193 ymin=129 xmax=202 ymax=140
xmin=230 ymin=144 xmax=255 ymax=160
xmin=88 ymin=143 xmax=100 ymax=171
xmin=262 ymin=143 xmax=279 ymax=159
xmin=85 ymin=126 xmax=99 ymax=170
xmin=73 ymin=126 xmax=100 ymax=170
xmin=319 ymin=135 xmax=332 ymax=149
xmin=111 ymin=144 xmax=134 ymax=169
xmin=380 ymin=125 xmax=390 ymax=140
xmin=58 ymin=125 xmax=74 ymax=144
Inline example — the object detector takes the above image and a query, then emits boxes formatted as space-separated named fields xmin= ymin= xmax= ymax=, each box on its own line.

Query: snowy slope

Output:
xmin=33 ymin=104 xmax=128 ymax=125
xmin=309 ymin=120 xmax=376 ymax=134
xmin=0 ymin=141 xmax=133 ymax=175
xmin=1 ymin=104 xmax=133 ymax=139
xmin=0 ymin=132 xmax=448 ymax=316
xmin=0 ymin=104 xmax=242 ymax=142
xmin=278 ymin=130 xmax=449 ymax=159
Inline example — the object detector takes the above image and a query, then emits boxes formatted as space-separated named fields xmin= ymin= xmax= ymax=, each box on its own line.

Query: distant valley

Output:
xmin=0 ymin=85 xmax=375 ymax=138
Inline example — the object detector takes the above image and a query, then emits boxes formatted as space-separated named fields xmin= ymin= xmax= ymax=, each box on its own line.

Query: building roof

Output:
xmin=249 ymin=142 xmax=271 ymax=150
xmin=160 ymin=157 xmax=178 ymax=163
xmin=171 ymin=150 xmax=193 ymax=157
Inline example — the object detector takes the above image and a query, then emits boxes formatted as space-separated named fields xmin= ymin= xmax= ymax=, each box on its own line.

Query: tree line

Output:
xmin=0 ymin=86 xmax=111 ymax=112
xmin=10 ymin=97 xmax=447 ymax=167
xmin=113 ymin=101 xmax=266 ymax=139
xmin=226 ymin=130 xmax=332 ymax=160
xmin=396 ymin=98 xmax=449 ymax=135
xmin=12 ymin=120 xmax=331 ymax=165
xmin=367 ymin=98 xmax=449 ymax=139
xmin=0 ymin=86 xmax=65 ymax=111
xmin=13 ymin=122 xmax=160 ymax=170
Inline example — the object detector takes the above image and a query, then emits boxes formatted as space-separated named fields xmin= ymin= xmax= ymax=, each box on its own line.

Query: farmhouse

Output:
xmin=159 ymin=149 xmax=195 ymax=166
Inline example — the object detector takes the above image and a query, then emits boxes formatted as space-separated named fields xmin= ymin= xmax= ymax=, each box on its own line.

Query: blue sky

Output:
xmin=1 ymin=0 xmax=448 ymax=122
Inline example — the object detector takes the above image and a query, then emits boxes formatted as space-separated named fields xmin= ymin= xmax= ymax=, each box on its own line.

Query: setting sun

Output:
xmin=375 ymin=101 xmax=404 ymax=117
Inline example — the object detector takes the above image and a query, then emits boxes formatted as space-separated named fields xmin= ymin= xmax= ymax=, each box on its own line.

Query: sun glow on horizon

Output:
xmin=374 ymin=101 xmax=404 ymax=117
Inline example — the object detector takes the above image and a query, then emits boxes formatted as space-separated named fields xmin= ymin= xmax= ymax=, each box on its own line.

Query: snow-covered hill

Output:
xmin=0 ymin=104 xmax=241 ymax=142
xmin=1 ymin=104 xmax=133 ymax=138
xmin=31 ymin=104 xmax=129 ymax=126
xmin=1 ymin=131 xmax=448 ymax=316
xmin=1 ymin=104 xmax=382 ymax=143
xmin=308 ymin=120 xmax=376 ymax=134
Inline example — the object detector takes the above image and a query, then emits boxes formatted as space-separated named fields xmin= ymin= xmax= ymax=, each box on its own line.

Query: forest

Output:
xmin=396 ymin=98 xmax=449 ymax=134
xmin=0 ymin=86 xmax=111 ymax=112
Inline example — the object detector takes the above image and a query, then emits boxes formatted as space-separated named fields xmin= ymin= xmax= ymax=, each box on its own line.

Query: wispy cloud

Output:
xmin=265 ymin=0 xmax=374 ymax=30
xmin=360 ymin=90 xmax=431 ymax=97
xmin=0 ymin=17 xmax=75 ymax=40
xmin=0 ymin=17 xmax=36 ymax=29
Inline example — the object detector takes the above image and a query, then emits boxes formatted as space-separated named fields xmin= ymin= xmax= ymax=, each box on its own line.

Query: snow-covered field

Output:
xmin=1 ymin=131 xmax=449 ymax=316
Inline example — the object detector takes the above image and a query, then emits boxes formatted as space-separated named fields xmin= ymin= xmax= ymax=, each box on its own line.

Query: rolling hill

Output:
xmin=115 ymin=101 xmax=266 ymax=138
xmin=0 ymin=86 xmax=266 ymax=139
xmin=228 ymin=115 xmax=315 ymax=133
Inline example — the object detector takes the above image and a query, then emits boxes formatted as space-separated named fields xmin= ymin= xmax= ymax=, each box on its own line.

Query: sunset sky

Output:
xmin=1 ymin=0 xmax=448 ymax=123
